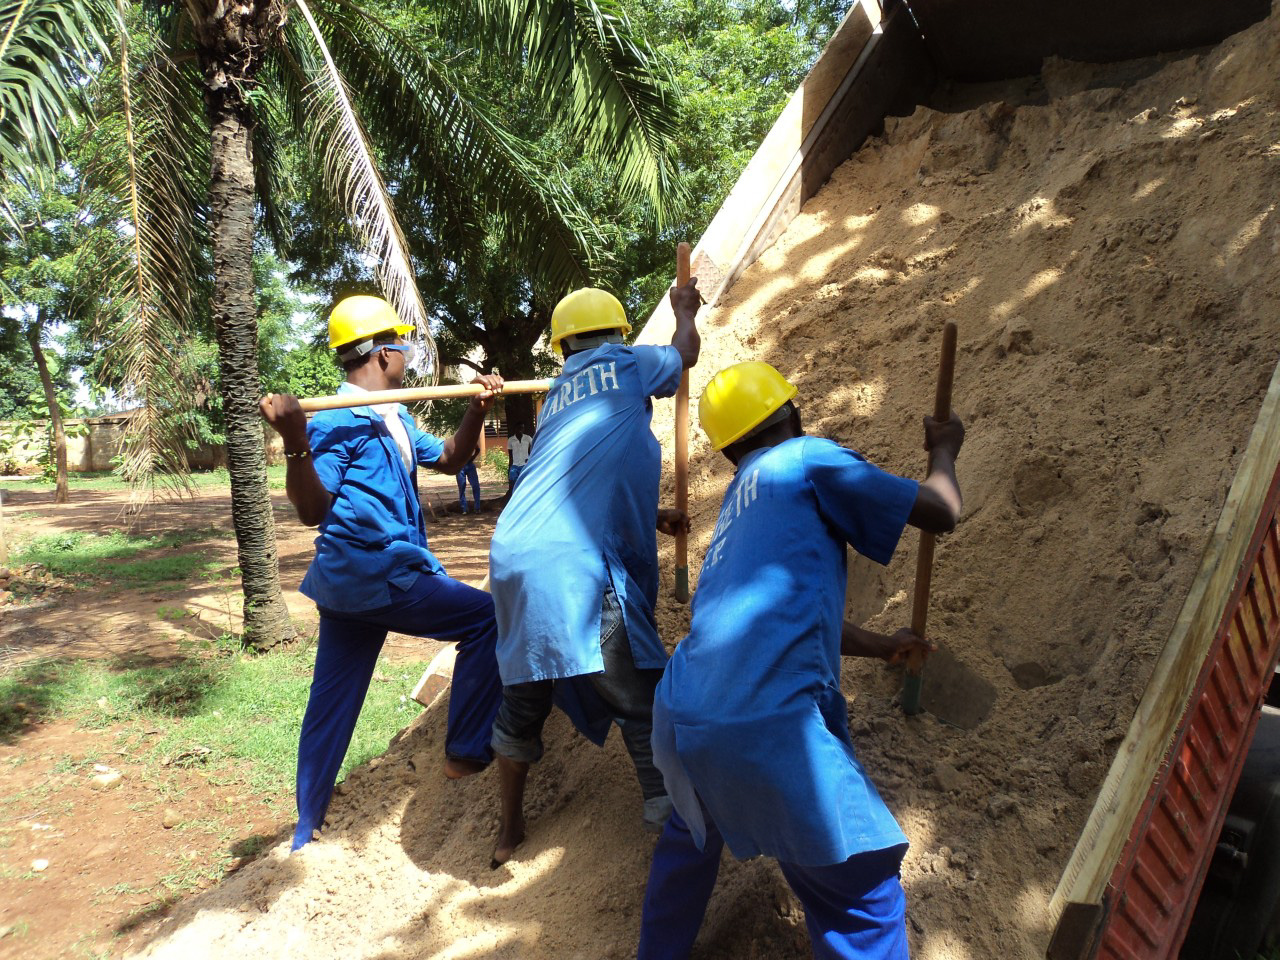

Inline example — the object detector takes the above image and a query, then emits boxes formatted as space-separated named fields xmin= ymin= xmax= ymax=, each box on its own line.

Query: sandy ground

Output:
xmin=115 ymin=8 xmax=1280 ymax=960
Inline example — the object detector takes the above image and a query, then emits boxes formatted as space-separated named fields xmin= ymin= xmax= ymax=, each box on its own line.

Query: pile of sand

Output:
xmin=131 ymin=8 xmax=1280 ymax=959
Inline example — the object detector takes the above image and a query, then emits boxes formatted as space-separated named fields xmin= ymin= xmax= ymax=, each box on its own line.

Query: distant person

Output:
xmin=457 ymin=446 xmax=481 ymax=514
xmin=258 ymin=294 xmax=504 ymax=852
xmin=506 ymin=421 xmax=532 ymax=490
xmin=486 ymin=282 xmax=702 ymax=866
xmin=637 ymin=361 xmax=965 ymax=960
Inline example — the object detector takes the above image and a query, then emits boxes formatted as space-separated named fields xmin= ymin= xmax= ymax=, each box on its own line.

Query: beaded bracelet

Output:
xmin=283 ymin=448 xmax=311 ymax=460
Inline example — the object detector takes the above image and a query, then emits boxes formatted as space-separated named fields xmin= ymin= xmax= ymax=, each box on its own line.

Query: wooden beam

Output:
xmin=1048 ymin=354 xmax=1280 ymax=934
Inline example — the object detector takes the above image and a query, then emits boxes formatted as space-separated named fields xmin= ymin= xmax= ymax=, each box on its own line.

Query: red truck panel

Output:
xmin=1097 ymin=467 xmax=1280 ymax=959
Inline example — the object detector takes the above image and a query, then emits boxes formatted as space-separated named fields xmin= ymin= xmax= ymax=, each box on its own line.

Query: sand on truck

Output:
xmin=128 ymin=8 xmax=1280 ymax=960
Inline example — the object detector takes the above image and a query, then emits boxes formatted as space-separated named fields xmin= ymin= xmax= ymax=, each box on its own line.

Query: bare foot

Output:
xmin=491 ymin=815 xmax=525 ymax=869
xmin=443 ymin=757 xmax=487 ymax=779
xmin=491 ymin=754 xmax=530 ymax=868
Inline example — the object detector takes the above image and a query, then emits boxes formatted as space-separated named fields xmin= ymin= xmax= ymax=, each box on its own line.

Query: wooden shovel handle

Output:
xmin=674 ymin=243 xmax=692 ymax=603
xmin=293 ymin=379 xmax=551 ymax=413
xmin=903 ymin=323 xmax=957 ymax=713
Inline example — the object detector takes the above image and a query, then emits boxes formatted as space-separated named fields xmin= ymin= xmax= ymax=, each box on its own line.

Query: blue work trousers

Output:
xmin=293 ymin=572 xmax=501 ymax=851
xmin=638 ymin=807 xmax=909 ymax=960
xmin=457 ymin=463 xmax=480 ymax=512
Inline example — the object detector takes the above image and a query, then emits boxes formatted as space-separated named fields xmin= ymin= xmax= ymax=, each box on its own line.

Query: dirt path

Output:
xmin=0 ymin=470 xmax=500 ymax=664
xmin=0 ymin=471 xmax=499 ymax=960
xmin=0 ymin=720 xmax=284 ymax=959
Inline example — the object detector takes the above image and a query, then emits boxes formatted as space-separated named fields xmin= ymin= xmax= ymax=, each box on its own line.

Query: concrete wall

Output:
xmin=0 ymin=416 xmax=282 ymax=474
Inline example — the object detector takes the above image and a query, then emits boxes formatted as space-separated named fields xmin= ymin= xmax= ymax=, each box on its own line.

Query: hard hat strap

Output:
xmin=741 ymin=400 xmax=795 ymax=443
xmin=336 ymin=338 xmax=378 ymax=363
xmin=564 ymin=330 xmax=625 ymax=352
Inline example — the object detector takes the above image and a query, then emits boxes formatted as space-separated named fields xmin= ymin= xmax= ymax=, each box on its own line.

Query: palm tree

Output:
xmin=0 ymin=0 xmax=108 ymax=179
xmin=81 ymin=0 xmax=679 ymax=648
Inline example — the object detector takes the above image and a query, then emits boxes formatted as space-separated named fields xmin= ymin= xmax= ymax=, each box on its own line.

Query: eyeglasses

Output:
xmin=378 ymin=339 xmax=430 ymax=376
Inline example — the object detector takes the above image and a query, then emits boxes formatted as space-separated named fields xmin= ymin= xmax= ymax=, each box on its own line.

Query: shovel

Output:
xmin=293 ymin=379 xmax=551 ymax=413
xmin=900 ymin=323 xmax=995 ymax=729
xmin=674 ymin=242 xmax=692 ymax=603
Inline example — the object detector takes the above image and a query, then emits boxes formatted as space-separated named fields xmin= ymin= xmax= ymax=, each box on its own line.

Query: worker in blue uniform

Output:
xmin=456 ymin=445 xmax=481 ymax=513
xmin=487 ymin=283 xmax=702 ymax=867
xmin=637 ymin=361 xmax=965 ymax=959
xmin=259 ymin=294 xmax=505 ymax=851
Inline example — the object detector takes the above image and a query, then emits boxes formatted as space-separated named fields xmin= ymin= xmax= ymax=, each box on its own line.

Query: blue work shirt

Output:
xmin=490 ymin=343 xmax=684 ymax=685
xmin=653 ymin=436 xmax=919 ymax=866
xmin=298 ymin=383 xmax=446 ymax=613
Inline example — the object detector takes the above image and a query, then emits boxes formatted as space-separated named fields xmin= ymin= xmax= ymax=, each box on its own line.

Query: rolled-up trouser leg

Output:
xmin=294 ymin=613 xmax=387 ymax=850
xmin=637 ymin=805 xmax=725 ymax=960
xmin=589 ymin=588 xmax=667 ymax=804
xmin=490 ymin=679 xmax=555 ymax=763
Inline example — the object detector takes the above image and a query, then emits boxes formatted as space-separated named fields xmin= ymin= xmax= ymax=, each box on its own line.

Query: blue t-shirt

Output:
xmin=653 ymin=436 xmax=918 ymax=866
xmin=298 ymin=386 xmax=446 ymax=613
xmin=490 ymin=343 xmax=684 ymax=684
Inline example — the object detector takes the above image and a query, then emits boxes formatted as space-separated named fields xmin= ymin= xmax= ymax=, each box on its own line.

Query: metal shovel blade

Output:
xmin=918 ymin=646 xmax=997 ymax=730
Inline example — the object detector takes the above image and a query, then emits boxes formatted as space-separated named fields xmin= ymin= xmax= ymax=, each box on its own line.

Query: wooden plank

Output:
xmin=638 ymin=1 xmax=935 ymax=351
xmin=1048 ymin=355 xmax=1280 ymax=933
xmin=697 ymin=0 xmax=880 ymax=305
xmin=800 ymin=4 xmax=936 ymax=203
xmin=410 ymin=643 xmax=457 ymax=708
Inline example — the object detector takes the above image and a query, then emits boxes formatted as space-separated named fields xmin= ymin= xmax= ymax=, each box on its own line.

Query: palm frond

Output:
xmin=0 ymin=0 xmax=111 ymax=175
xmin=448 ymin=0 xmax=681 ymax=214
xmin=85 ymin=1 xmax=208 ymax=508
xmin=286 ymin=0 xmax=439 ymax=382
xmin=308 ymin=0 xmax=603 ymax=297
xmin=246 ymin=78 xmax=296 ymax=252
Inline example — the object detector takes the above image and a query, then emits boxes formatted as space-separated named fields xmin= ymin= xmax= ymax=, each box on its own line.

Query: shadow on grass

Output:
xmin=0 ymin=654 xmax=222 ymax=743
xmin=9 ymin=529 xmax=233 ymax=585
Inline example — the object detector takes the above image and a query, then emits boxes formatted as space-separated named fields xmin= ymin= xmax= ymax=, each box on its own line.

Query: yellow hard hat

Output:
xmin=328 ymin=295 xmax=413 ymax=351
xmin=549 ymin=288 xmax=631 ymax=356
xmin=699 ymin=361 xmax=798 ymax=451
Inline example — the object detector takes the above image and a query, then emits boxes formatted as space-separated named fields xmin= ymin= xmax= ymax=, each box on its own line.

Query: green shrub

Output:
xmin=483 ymin=448 xmax=509 ymax=473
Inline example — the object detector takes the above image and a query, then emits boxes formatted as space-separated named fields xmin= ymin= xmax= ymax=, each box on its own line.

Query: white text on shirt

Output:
xmin=704 ymin=468 xmax=760 ymax=569
xmin=540 ymin=361 xmax=620 ymax=423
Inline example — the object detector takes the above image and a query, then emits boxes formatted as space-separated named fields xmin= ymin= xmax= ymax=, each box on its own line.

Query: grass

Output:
xmin=0 ymin=644 xmax=431 ymax=798
xmin=7 ymin=529 xmax=231 ymax=584
xmin=0 ymin=465 xmax=287 ymax=492
xmin=0 ymin=524 xmax=431 ymax=798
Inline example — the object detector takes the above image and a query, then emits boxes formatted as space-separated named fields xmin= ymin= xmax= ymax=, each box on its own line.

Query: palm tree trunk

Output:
xmin=207 ymin=92 xmax=294 ymax=651
xmin=27 ymin=313 xmax=68 ymax=504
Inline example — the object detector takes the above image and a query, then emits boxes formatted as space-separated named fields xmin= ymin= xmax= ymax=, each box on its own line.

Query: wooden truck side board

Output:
xmin=1049 ymin=359 xmax=1280 ymax=959
xmin=1099 ymin=472 xmax=1280 ymax=959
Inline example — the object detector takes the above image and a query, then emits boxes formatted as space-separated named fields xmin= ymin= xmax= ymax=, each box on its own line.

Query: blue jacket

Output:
xmin=653 ymin=437 xmax=918 ymax=866
xmin=299 ymin=391 xmax=445 ymax=613
xmin=489 ymin=344 xmax=683 ymax=685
